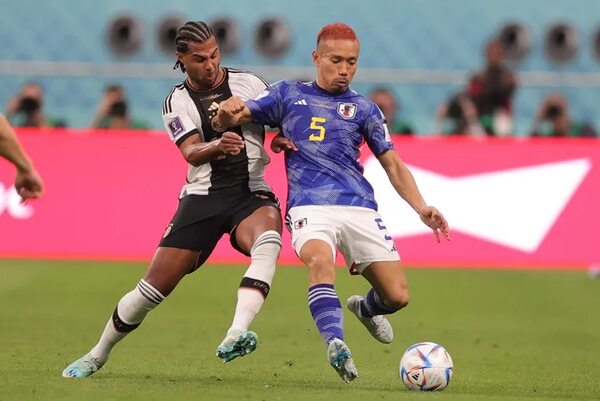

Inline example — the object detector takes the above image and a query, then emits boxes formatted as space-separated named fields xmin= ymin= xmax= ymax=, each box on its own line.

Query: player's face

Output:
xmin=177 ymin=36 xmax=223 ymax=90
xmin=313 ymin=39 xmax=359 ymax=94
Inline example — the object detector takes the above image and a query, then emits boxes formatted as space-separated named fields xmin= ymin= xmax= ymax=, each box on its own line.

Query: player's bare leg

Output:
xmin=299 ymin=239 xmax=358 ymax=382
xmin=62 ymin=247 xmax=199 ymax=378
xmin=347 ymin=261 xmax=409 ymax=344
xmin=216 ymin=205 xmax=282 ymax=363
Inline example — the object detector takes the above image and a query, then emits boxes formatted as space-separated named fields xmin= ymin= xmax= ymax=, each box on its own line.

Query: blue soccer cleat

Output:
xmin=216 ymin=330 xmax=258 ymax=363
xmin=327 ymin=338 xmax=358 ymax=383
xmin=62 ymin=353 xmax=104 ymax=379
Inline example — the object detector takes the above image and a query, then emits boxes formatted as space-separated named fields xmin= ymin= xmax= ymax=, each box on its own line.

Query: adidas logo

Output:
xmin=293 ymin=99 xmax=308 ymax=105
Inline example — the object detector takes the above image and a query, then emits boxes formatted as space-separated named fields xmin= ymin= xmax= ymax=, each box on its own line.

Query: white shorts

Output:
xmin=286 ymin=205 xmax=400 ymax=273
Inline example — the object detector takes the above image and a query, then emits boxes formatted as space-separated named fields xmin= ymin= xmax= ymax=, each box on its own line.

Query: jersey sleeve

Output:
xmin=363 ymin=102 xmax=395 ymax=156
xmin=246 ymin=73 xmax=269 ymax=99
xmin=245 ymin=81 xmax=285 ymax=127
xmin=162 ymin=90 xmax=198 ymax=146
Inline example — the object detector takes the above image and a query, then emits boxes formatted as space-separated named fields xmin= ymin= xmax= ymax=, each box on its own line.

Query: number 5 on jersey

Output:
xmin=309 ymin=117 xmax=327 ymax=141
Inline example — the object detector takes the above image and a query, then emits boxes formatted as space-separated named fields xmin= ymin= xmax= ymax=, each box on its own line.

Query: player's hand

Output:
xmin=418 ymin=206 xmax=450 ymax=243
xmin=15 ymin=167 xmax=44 ymax=201
xmin=216 ymin=96 xmax=246 ymax=128
xmin=271 ymin=135 xmax=297 ymax=153
xmin=217 ymin=131 xmax=244 ymax=156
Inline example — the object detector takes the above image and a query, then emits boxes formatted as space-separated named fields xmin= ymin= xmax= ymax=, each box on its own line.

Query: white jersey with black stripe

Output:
xmin=162 ymin=68 xmax=272 ymax=198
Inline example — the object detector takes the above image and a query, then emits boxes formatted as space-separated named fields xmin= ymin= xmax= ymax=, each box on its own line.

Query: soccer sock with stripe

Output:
xmin=227 ymin=230 xmax=281 ymax=336
xmin=89 ymin=279 xmax=165 ymax=364
xmin=308 ymin=283 xmax=344 ymax=344
xmin=359 ymin=288 xmax=399 ymax=318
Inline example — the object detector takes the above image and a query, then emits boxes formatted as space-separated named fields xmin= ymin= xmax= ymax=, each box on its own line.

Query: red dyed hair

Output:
xmin=316 ymin=23 xmax=358 ymax=45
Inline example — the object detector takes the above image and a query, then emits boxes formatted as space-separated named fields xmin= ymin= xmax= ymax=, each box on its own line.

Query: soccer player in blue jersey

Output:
xmin=213 ymin=23 xmax=450 ymax=382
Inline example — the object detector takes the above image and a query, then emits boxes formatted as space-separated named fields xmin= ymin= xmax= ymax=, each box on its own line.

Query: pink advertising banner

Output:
xmin=1 ymin=129 xmax=598 ymax=269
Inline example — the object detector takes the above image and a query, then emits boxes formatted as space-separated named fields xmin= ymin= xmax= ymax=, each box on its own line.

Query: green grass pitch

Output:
xmin=0 ymin=260 xmax=599 ymax=401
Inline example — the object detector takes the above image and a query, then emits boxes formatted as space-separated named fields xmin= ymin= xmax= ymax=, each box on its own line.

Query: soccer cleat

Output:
xmin=327 ymin=338 xmax=358 ymax=383
xmin=216 ymin=330 xmax=258 ymax=363
xmin=62 ymin=353 xmax=104 ymax=379
xmin=347 ymin=295 xmax=394 ymax=344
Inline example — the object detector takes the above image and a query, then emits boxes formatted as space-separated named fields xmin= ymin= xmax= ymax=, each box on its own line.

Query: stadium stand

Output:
xmin=1 ymin=0 xmax=599 ymax=134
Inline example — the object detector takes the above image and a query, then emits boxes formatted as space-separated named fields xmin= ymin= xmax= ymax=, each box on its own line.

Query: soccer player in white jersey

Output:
xmin=62 ymin=21 xmax=283 ymax=378
xmin=212 ymin=23 xmax=450 ymax=382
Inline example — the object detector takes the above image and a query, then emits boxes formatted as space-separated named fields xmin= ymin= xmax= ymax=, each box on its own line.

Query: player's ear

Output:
xmin=176 ymin=52 xmax=185 ymax=65
xmin=312 ymin=50 xmax=319 ymax=66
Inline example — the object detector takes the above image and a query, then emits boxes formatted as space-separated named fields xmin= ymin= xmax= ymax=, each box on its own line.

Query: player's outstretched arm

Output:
xmin=378 ymin=150 xmax=450 ymax=242
xmin=212 ymin=96 xmax=253 ymax=132
xmin=0 ymin=114 xmax=44 ymax=200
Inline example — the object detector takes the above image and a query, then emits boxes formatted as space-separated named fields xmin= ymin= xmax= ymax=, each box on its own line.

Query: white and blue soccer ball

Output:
xmin=399 ymin=341 xmax=453 ymax=391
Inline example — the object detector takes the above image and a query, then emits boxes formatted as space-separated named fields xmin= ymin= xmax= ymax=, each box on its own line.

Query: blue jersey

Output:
xmin=246 ymin=80 xmax=394 ymax=211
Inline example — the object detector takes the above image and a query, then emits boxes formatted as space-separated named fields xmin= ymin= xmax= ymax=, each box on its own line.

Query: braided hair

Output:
xmin=173 ymin=21 xmax=215 ymax=73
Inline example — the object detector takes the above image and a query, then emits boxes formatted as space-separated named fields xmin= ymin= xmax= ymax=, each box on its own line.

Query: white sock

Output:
xmin=228 ymin=230 xmax=281 ymax=335
xmin=90 ymin=279 xmax=164 ymax=363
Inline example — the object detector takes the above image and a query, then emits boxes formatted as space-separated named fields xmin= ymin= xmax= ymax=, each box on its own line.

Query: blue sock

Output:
xmin=308 ymin=284 xmax=344 ymax=344
xmin=360 ymin=288 xmax=398 ymax=318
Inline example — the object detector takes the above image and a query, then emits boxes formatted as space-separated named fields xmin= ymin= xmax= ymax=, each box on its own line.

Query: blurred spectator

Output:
xmin=369 ymin=87 xmax=414 ymax=135
xmin=530 ymin=94 xmax=597 ymax=138
xmin=433 ymin=92 xmax=485 ymax=136
xmin=91 ymin=85 xmax=149 ymax=130
xmin=468 ymin=40 xmax=517 ymax=136
xmin=5 ymin=82 xmax=67 ymax=128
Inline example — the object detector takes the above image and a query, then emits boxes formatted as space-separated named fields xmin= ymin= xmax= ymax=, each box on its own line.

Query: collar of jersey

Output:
xmin=185 ymin=67 xmax=228 ymax=93
xmin=311 ymin=81 xmax=350 ymax=97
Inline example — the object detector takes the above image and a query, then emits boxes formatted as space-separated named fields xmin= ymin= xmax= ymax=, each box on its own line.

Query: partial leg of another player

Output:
xmin=347 ymin=260 xmax=409 ymax=343
xmin=62 ymin=247 xmax=200 ymax=378
xmin=216 ymin=205 xmax=282 ymax=363
xmin=300 ymin=239 xmax=358 ymax=383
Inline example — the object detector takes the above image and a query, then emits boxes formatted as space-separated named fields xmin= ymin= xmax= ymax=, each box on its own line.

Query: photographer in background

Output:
xmin=433 ymin=92 xmax=486 ymax=136
xmin=468 ymin=40 xmax=517 ymax=136
xmin=5 ymin=82 xmax=66 ymax=128
xmin=90 ymin=84 xmax=148 ymax=130
xmin=369 ymin=87 xmax=414 ymax=135
xmin=530 ymin=93 xmax=597 ymax=138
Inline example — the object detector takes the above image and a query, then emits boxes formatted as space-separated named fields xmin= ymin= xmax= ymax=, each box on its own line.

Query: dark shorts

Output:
xmin=159 ymin=191 xmax=279 ymax=267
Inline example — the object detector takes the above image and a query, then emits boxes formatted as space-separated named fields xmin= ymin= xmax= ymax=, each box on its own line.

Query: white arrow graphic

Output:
xmin=364 ymin=158 xmax=592 ymax=253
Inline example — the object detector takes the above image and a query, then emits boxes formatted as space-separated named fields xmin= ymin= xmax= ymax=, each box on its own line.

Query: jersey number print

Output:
xmin=309 ymin=117 xmax=327 ymax=141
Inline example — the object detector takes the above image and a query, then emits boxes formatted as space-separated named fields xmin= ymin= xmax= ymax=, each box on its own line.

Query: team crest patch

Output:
xmin=294 ymin=218 xmax=308 ymax=229
xmin=167 ymin=117 xmax=184 ymax=138
xmin=337 ymin=102 xmax=357 ymax=119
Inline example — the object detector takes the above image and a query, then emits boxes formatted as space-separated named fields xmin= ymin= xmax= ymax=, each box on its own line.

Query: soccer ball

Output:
xmin=399 ymin=342 xmax=453 ymax=391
